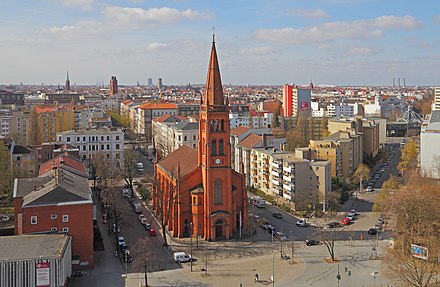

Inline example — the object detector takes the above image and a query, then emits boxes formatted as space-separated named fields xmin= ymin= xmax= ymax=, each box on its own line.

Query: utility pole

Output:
xmin=291 ymin=230 xmax=294 ymax=264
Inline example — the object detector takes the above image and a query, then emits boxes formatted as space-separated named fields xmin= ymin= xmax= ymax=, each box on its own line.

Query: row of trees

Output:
xmin=0 ymin=141 xmax=13 ymax=202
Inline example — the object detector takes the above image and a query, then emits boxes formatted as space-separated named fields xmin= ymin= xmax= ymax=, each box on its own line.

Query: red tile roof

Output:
xmin=153 ymin=114 xmax=188 ymax=123
xmin=238 ymin=134 xmax=262 ymax=149
xmin=230 ymin=126 xmax=250 ymax=136
xmin=156 ymin=145 xmax=198 ymax=177
xmin=139 ymin=103 xmax=177 ymax=110
xmin=34 ymin=106 xmax=58 ymax=113
xmin=39 ymin=154 xmax=87 ymax=176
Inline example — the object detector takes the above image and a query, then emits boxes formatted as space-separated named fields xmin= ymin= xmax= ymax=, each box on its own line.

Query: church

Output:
xmin=152 ymin=36 xmax=248 ymax=241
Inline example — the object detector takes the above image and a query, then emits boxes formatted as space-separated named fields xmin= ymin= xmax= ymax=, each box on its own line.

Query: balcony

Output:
xmin=283 ymin=193 xmax=292 ymax=201
xmin=283 ymin=166 xmax=292 ymax=173
xmin=272 ymin=171 xmax=279 ymax=178
xmin=272 ymin=162 xmax=280 ymax=169
xmin=283 ymin=175 xmax=292 ymax=182
xmin=283 ymin=184 xmax=291 ymax=191
xmin=272 ymin=179 xmax=280 ymax=186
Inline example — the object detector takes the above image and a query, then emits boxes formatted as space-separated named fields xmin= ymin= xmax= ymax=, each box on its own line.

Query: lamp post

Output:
xmin=124 ymin=250 xmax=129 ymax=278
xmin=190 ymin=222 xmax=193 ymax=272
xmin=290 ymin=230 xmax=294 ymax=264
xmin=336 ymin=260 xmax=341 ymax=287
xmin=272 ymin=250 xmax=281 ymax=287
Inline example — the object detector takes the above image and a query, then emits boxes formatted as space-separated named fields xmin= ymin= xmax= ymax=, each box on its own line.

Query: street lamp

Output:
xmin=272 ymin=250 xmax=281 ymax=287
xmin=190 ymin=222 xmax=193 ymax=272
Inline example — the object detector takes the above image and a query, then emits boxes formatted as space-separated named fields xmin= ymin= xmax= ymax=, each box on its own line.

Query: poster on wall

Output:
xmin=300 ymin=102 xmax=309 ymax=112
xmin=36 ymin=260 xmax=50 ymax=287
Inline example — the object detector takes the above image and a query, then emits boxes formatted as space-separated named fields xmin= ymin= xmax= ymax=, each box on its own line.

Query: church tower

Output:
xmin=65 ymin=70 xmax=71 ymax=92
xmin=197 ymin=34 xmax=236 ymax=240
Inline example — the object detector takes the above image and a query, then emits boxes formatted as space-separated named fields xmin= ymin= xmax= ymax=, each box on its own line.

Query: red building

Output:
xmin=153 ymin=37 xmax=248 ymax=241
xmin=282 ymin=84 xmax=293 ymax=117
xmin=13 ymin=154 xmax=94 ymax=269
xmin=110 ymin=76 xmax=118 ymax=96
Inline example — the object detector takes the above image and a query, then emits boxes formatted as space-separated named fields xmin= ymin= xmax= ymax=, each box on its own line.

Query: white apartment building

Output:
xmin=0 ymin=110 xmax=12 ymax=137
xmin=433 ymin=87 xmax=440 ymax=111
xmin=229 ymin=111 xmax=273 ymax=129
xmin=57 ymin=128 xmax=124 ymax=162
xmin=421 ymin=110 xmax=440 ymax=179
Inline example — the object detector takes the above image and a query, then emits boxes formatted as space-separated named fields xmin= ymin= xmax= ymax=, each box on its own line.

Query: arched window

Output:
xmin=219 ymin=139 xmax=224 ymax=155
xmin=221 ymin=120 xmax=224 ymax=131
xmin=214 ymin=179 xmax=222 ymax=205
xmin=210 ymin=120 xmax=214 ymax=131
xmin=212 ymin=139 xmax=217 ymax=155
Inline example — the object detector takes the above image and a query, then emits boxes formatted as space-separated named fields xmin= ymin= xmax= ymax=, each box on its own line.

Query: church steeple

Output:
xmin=204 ymin=33 xmax=224 ymax=106
xmin=65 ymin=70 xmax=71 ymax=92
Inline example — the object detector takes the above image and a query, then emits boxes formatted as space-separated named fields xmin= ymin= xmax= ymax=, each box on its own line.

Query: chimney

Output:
xmin=261 ymin=134 xmax=267 ymax=149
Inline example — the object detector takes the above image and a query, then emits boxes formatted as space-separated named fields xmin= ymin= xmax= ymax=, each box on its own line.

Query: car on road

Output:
xmin=305 ymin=239 xmax=319 ymax=246
xmin=296 ymin=219 xmax=307 ymax=227
xmin=341 ymin=217 xmax=351 ymax=225
xmin=173 ymin=252 xmax=192 ymax=263
xmin=1 ymin=215 xmax=9 ymax=223
xmin=267 ymin=225 xmax=275 ymax=234
xmin=138 ymin=214 xmax=146 ymax=222
xmin=272 ymin=212 xmax=283 ymax=219
xmin=375 ymin=223 xmax=383 ymax=231
xmin=124 ymin=252 xmax=133 ymax=263
xmin=327 ymin=222 xmax=341 ymax=228
xmin=149 ymin=228 xmax=157 ymax=236
xmin=144 ymin=222 xmax=151 ymax=230
xmin=118 ymin=236 xmax=126 ymax=247
xmin=346 ymin=214 xmax=355 ymax=221
xmin=368 ymin=228 xmax=378 ymax=235
xmin=260 ymin=223 xmax=269 ymax=230
xmin=112 ymin=224 xmax=120 ymax=233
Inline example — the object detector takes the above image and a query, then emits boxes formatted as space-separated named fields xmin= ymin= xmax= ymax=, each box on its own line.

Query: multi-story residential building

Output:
xmin=9 ymin=108 xmax=32 ymax=145
xmin=0 ymin=91 xmax=25 ymax=106
xmin=139 ymin=103 xmax=177 ymax=142
xmin=421 ymin=110 xmax=440 ymax=179
xmin=310 ymin=129 xmax=362 ymax=179
xmin=250 ymin=147 xmax=331 ymax=211
xmin=13 ymin=154 xmax=93 ymax=269
xmin=434 ymin=87 xmax=440 ymax=111
xmin=33 ymin=106 xmax=75 ymax=144
xmin=229 ymin=110 xmax=273 ymax=129
xmin=176 ymin=103 xmax=200 ymax=116
xmin=56 ymin=127 xmax=124 ymax=162
xmin=333 ymin=101 xmax=362 ymax=117
xmin=281 ymin=116 xmax=328 ymax=141
xmin=0 ymin=109 xmax=12 ymax=137
xmin=152 ymin=114 xmax=188 ymax=158
xmin=172 ymin=121 xmax=199 ymax=151
xmin=11 ymin=145 xmax=38 ymax=178
xmin=282 ymin=85 xmax=311 ymax=117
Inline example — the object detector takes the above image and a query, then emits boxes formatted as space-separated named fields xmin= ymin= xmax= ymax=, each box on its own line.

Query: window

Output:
xmin=66 ymin=137 xmax=70 ymax=142
xmin=212 ymin=139 xmax=217 ymax=155
xmin=31 ymin=216 xmax=37 ymax=224
xmin=193 ymin=135 xmax=196 ymax=140
xmin=82 ymin=145 xmax=86 ymax=151
xmin=116 ymin=144 xmax=120 ymax=150
xmin=51 ymin=214 xmax=57 ymax=220
xmin=184 ymin=136 xmax=187 ymax=142
xmin=76 ymin=137 xmax=80 ymax=141
xmin=107 ymin=144 xmax=110 ymax=150
xmin=193 ymin=197 xmax=196 ymax=205
xmin=219 ymin=139 xmax=224 ymax=155
xmin=62 ymin=227 xmax=69 ymax=233
xmin=101 ymin=145 xmax=104 ymax=150
xmin=62 ymin=215 xmax=69 ymax=223
xmin=83 ymin=137 xmax=86 ymax=141
xmin=214 ymin=179 xmax=222 ymax=205
xmin=178 ymin=135 xmax=181 ymax=141
xmin=116 ymin=136 xmax=120 ymax=140
xmin=221 ymin=120 xmax=224 ymax=131
xmin=51 ymin=227 xmax=57 ymax=232
xmin=107 ymin=136 xmax=110 ymax=141
xmin=16 ymin=156 xmax=21 ymax=161
xmin=101 ymin=136 xmax=104 ymax=141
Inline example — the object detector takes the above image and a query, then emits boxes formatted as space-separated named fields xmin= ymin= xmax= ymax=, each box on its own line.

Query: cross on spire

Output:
xmin=212 ymin=27 xmax=216 ymax=43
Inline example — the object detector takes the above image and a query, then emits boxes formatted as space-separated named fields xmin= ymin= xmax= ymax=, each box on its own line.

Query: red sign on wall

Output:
xmin=300 ymin=102 xmax=309 ymax=112
xmin=36 ymin=261 xmax=50 ymax=287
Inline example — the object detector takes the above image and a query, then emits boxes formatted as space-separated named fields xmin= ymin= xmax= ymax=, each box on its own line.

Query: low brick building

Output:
xmin=13 ymin=154 xmax=94 ymax=269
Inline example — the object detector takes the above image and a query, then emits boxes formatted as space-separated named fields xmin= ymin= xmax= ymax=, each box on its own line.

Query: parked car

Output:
xmin=368 ymin=228 xmax=378 ymax=235
xmin=173 ymin=252 xmax=192 ymax=263
xmin=340 ymin=217 xmax=351 ymax=225
xmin=272 ymin=212 xmax=283 ymax=219
xmin=149 ymin=228 xmax=157 ymax=236
xmin=117 ymin=236 xmax=126 ymax=247
xmin=346 ymin=214 xmax=355 ymax=221
xmin=144 ymin=222 xmax=151 ymax=230
xmin=2 ymin=215 xmax=10 ymax=223
xmin=375 ymin=223 xmax=383 ymax=231
xmin=366 ymin=186 xmax=373 ymax=192
xmin=260 ymin=223 xmax=269 ymax=230
xmin=124 ymin=252 xmax=133 ymax=263
xmin=327 ymin=222 xmax=341 ymax=228
xmin=120 ymin=243 xmax=129 ymax=253
xmin=122 ymin=188 xmax=130 ymax=197
xmin=138 ymin=214 xmax=146 ymax=222
xmin=267 ymin=225 xmax=275 ymax=234
xmin=112 ymin=224 xmax=121 ymax=233
xmin=296 ymin=219 xmax=307 ymax=227
xmin=305 ymin=239 xmax=319 ymax=246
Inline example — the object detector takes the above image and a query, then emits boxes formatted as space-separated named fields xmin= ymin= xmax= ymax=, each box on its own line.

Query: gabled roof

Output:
xmin=156 ymin=145 xmax=198 ymax=178
xmin=39 ymin=154 xmax=88 ymax=177
xmin=154 ymin=114 xmax=187 ymax=123
xmin=238 ymin=134 xmax=262 ymax=149
xmin=12 ymin=145 xmax=31 ymax=154
xmin=173 ymin=121 xmax=199 ymax=131
xmin=139 ymin=103 xmax=177 ymax=110
xmin=230 ymin=126 xmax=250 ymax=137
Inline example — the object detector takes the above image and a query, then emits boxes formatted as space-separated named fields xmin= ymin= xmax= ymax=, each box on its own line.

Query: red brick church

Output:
xmin=153 ymin=37 xmax=248 ymax=241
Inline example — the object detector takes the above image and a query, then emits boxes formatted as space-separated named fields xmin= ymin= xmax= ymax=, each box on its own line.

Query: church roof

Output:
xmin=156 ymin=145 xmax=198 ymax=178
xmin=238 ymin=134 xmax=262 ymax=149
xmin=204 ymin=37 xmax=224 ymax=106
xmin=230 ymin=126 xmax=250 ymax=136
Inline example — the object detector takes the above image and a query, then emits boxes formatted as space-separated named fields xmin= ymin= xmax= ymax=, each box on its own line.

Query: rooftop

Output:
xmin=426 ymin=110 xmax=440 ymax=131
xmin=157 ymin=145 xmax=198 ymax=178
xmin=57 ymin=128 xmax=123 ymax=135
xmin=139 ymin=103 xmax=177 ymax=110
xmin=0 ymin=234 xmax=70 ymax=261
xmin=230 ymin=126 xmax=250 ymax=137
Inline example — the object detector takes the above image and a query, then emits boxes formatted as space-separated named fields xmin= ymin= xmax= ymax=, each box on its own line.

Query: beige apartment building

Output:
xmin=250 ymin=147 xmax=331 ymax=211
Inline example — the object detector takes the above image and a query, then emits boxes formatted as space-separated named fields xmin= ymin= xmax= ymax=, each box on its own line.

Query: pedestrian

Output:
xmin=254 ymin=273 xmax=259 ymax=283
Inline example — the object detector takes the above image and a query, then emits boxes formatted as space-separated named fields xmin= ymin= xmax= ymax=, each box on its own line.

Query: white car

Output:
xmin=1 ymin=215 xmax=9 ymax=222
xmin=138 ymin=214 xmax=146 ymax=222
xmin=347 ymin=214 xmax=355 ymax=221
xmin=296 ymin=219 xmax=307 ymax=227
xmin=118 ymin=236 xmax=126 ymax=246
xmin=366 ymin=186 xmax=373 ymax=192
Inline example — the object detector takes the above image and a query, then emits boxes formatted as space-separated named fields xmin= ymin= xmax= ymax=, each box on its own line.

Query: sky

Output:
xmin=0 ymin=0 xmax=439 ymax=86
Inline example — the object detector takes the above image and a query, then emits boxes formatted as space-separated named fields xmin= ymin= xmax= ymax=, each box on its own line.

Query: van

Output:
xmin=173 ymin=252 xmax=192 ymax=263
xmin=133 ymin=203 xmax=142 ymax=214
xmin=136 ymin=162 xmax=144 ymax=173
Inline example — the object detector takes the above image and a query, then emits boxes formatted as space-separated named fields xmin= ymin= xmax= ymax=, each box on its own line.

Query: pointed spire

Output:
xmin=204 ymin=34 xmax=224 ymax=106
xmin=67 ymin=70 xmax=70 ymax=81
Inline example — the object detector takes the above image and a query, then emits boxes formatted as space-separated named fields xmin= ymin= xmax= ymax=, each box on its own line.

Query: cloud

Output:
xmin=346 ymin=47 xmax=376 ymax=56
xmin=52 ymin=0 xmax=95 ymax=11
xmin=102 ymin=6 xmax=211 ymax=23
xmin=145 ymin=42 xmax=169 ymax=51
xmin=255 ymin=15 xmax=422 ymax=44
xmin=239 ymin=46 xmax=272 ymax=55
xmin=289 ymin=9 xmax=329 ymax=20
xmin=41 ymin=20 xmax=105 ymax=38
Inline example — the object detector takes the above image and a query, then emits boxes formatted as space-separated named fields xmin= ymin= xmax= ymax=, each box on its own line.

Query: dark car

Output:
xmin=272 ymin=212 xmax=283 ymax=219
xmin=268 ymin=225 xmax=275 ymax=234
xmin=368 ymin=228 xmax=378 ymax=235
xmin=305 ymin=239 xmax=319 ymax=246
xmin=124 ymin=252 xmax=133 ymax=263
xmin=327 ymin=222 xmax=341 ymax=228
xmin=120 ymin=243 xmax=129 ymax=253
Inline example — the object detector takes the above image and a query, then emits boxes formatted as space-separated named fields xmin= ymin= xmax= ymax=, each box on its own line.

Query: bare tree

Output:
xmin=91 ymin=152 xmax=120 ymax=189
xmin=118 ymin=150 xmax=139 ymax=198
xmin=0 ymin=141 xmax=13 ymax=201
xmin=315 ymin=219 xmax=341 ymax=262
xmin=132 ymin=237 xmax=156 ymax=287
xmin=152 ymin=169 xmax=179 ymax=247
xmin=352 ymin=163 xmax=370 ymax=199
xmin=382 ymin=178 xmax=440 ymax=287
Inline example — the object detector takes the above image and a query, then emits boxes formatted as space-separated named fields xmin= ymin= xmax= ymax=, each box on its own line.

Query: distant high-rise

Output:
xmin=434 ymin=87 xmax=440 ymax=111
xmin=147 ymin=78 xmax=153 ymax=86
xmin=157 ymin=78 xmax=163 ymax=90
xmin=282 ymin=84 xmax=311 ymax=117
xmin=110 ymin=76 xmax=118 ymax=96
xmin=65 ymin=70 xmax=71 ymax=92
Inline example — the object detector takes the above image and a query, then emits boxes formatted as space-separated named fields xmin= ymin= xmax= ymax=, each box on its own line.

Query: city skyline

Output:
xmin=1 ymin=0 xmax=440 ymax=86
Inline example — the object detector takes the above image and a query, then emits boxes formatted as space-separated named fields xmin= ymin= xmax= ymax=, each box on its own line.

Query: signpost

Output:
xmin=411 ymin=244 xmax=429 ymax=260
